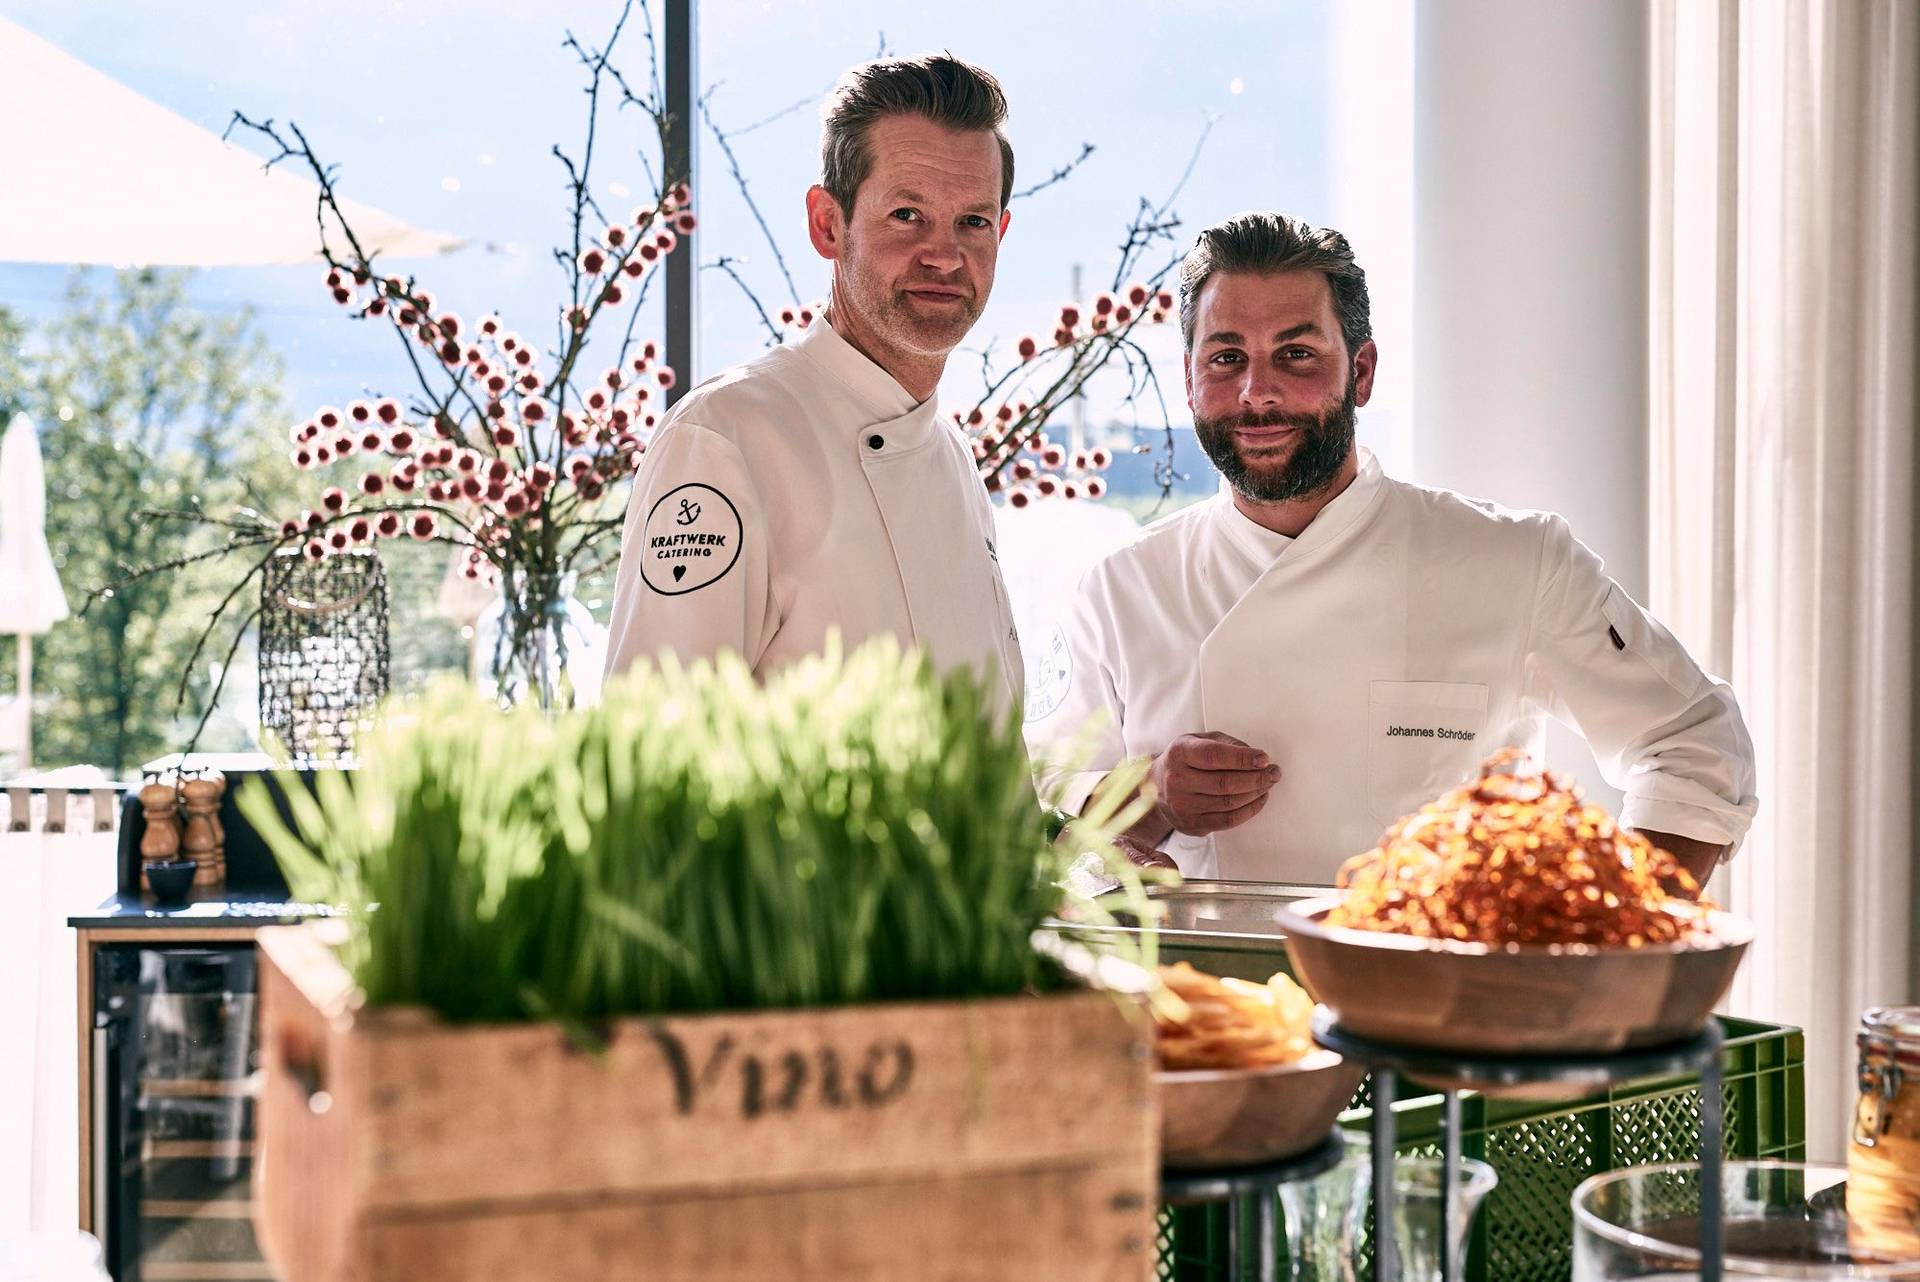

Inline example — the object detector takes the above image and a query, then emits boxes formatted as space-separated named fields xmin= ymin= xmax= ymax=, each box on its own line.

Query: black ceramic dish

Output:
xmin=144 ymin=859 xmax=198 ymax=906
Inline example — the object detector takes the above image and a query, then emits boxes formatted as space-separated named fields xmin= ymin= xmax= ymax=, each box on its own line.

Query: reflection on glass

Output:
xmin=98 ymin=946 xmax=263 ymax=1282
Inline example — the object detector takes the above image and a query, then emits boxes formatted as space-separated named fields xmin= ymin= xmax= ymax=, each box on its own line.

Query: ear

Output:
xmin=1350 ymin=339 xmax=1379 ymax=408
xmin=1182 ymin=343 xmax=1195 ymax=407
xmin=997 ymin=208 xmax=1011 ymax=241
xmin=805 ymin=185 xmax=844 ymax=260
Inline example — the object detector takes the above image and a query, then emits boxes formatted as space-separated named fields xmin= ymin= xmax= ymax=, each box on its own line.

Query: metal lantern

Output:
xmin=259 ymin=548 xmax=390 ymax=765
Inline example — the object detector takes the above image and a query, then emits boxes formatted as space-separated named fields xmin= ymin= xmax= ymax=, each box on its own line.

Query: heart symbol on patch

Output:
xmin=672 ymin=565 xmax=687 ymax=582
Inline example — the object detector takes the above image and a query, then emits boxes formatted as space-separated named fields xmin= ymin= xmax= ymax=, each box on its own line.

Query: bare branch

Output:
xmin=1112 ymin=115 xmax=1216 ymax=291
xmin=1011 ymin=143 xmax=1096 ymax=202
xmin=703 ymin=257 xmax=785 ymax=346
xmin=699 ymin=86 xmax=802 ymax=305
xmin=176 ymin=606 xmax=263 ymax=762
xmin=1152 ymin=112 xmax=1218 ymax=224
xmin=734 ymin=93 xmax=814 ymax=138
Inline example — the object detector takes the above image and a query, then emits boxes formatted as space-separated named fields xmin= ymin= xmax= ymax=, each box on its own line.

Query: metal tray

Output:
xmin=1048 ymin=879 xmax=1330 ymax=983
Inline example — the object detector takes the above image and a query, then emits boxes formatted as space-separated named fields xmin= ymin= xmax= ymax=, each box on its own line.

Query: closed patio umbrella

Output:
xmin=0 ymin=15 xmax=464 ymax=266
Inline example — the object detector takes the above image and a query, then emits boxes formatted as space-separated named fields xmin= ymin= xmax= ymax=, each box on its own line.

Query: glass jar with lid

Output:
xmin=1850 ymin=1005 xmax=1920 ymax=1259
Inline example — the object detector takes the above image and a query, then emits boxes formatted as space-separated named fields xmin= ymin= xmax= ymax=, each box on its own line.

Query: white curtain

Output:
xmin=1650 ymin=0 xmax=1917 ymax=1160
xmin=0 ymin=826 xmax=116 ymax=1235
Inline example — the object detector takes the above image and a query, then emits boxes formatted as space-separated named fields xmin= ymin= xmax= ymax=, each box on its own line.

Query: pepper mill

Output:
xmin=138 ymin=780 xmax=182 ymax=862
xmin=180 ymin=774 xmax=226 ymax=889
xmin=203 ymin=770 xmax=226 ymax=854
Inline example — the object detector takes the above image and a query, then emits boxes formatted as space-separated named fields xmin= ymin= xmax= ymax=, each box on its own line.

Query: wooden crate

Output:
xmin=255 ymin=923 xmax=1159 ymax=1281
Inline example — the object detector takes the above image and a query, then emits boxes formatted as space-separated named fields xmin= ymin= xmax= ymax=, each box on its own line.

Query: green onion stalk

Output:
xmin=241 ymin=636 xmax=1164 ymax=1027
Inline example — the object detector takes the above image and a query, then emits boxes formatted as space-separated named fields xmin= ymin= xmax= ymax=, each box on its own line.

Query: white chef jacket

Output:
xmin=604 ymin=318 xmax=1023 ymax=708
xmin=1024 ymin=448 xmax=1757 ymax=883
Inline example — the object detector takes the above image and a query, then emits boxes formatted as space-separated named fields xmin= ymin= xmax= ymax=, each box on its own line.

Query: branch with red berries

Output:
xmin=962 ymin=275 xmax=1178 ymax=508
xmin=960 ymin=118 xmax=1216 ymax=510
xmin=102 ymin=4 xmax=690 ymax=739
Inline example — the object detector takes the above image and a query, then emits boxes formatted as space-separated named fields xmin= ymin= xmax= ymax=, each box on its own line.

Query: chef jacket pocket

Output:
xmin=1367 ymin=681 xmax=1490 ymax=828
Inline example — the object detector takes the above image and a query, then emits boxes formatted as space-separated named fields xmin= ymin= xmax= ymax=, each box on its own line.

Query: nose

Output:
xmin=1237 ymin=358 xmax=1285 ymax=410
xmin=916 ymin=225 xmax=965 ymax=276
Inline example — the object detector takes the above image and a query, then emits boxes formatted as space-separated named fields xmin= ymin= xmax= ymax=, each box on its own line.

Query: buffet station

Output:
xmin=73 ymin=656 xmax=1916 ymax=1282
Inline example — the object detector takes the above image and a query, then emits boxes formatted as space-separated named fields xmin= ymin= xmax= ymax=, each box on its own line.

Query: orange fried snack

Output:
xmin=1326 ymin=752 xmax=1708 ymax=947
xmin=1154 ymin=962 xmax=1316 ymax=1070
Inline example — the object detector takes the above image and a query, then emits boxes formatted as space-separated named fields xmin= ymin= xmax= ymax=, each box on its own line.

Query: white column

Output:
xmin=1413 ymin=0 xmax=1650 ymax=803
xmin=1327 ymin=0 xmax=1416 ymax=481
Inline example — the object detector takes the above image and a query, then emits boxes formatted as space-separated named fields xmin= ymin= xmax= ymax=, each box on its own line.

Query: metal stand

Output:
xmin=1312 ymin=1013 xmax=1726 ymax=1282
xmin=1161 ymin=1131 xmax=1348 ymax=1282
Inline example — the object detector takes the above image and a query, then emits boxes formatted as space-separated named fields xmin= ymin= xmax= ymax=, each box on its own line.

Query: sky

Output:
xmin=0 ymin=0 xmax=1334 ymax=469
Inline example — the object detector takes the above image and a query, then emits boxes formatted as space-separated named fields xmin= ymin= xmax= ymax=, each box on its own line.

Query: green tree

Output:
xmin=32 ymin=269 xmax=299 ymax=772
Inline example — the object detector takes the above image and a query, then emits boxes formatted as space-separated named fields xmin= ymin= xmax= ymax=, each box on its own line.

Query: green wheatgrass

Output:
xmin=240 ymin=637 xmax=1152 ymax=1025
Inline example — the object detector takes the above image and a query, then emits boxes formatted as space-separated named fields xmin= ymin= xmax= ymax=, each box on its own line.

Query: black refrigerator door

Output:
xmin=95 ymin=944 xmax=264 ymax=1282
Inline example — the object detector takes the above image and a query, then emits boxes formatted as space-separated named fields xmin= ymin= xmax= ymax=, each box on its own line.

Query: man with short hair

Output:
xmin=606 ymin=55 xmax=1022 ymax=703
xmin=1026 ymin=212 xmax=1757 ymax=887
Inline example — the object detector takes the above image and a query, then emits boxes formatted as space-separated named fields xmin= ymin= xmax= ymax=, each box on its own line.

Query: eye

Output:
xmin=1208 ymin=351 xmax=1243 ymax=366
xmin=889 ymin=208 xmax=920 ymax=223
xmin=1282 ymin=347 xmax=1315 ymax=361
xmin=962 ymin=214 xmax=994 ymax=230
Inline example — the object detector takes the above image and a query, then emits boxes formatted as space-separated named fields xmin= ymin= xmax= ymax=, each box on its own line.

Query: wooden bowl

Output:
xmin=1276 ymin=896 xmax=1752 ymax=1056
xmin=1158 ymin=1048 xmax=1365 ymax=1170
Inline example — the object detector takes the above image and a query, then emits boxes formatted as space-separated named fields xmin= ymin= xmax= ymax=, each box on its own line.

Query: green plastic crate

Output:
xmin=1157 ymin=1016 xmax=1805 ymax=1282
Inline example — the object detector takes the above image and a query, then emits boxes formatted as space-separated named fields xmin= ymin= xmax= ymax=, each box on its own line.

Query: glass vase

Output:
xmin=1279 ymin=1137 xmax=1372 ymax=1280
xmin=1339 ymin=1152 xmax=1498 ymax=1282
xmin=473 ymin=569 xmax=605 ymax=710
xmin=1263 ymin=1138 xmax=1498 ymax=1281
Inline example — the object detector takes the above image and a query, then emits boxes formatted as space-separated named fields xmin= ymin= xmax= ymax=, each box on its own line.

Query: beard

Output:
xmin=1193 ymin=374 xmax=1358 ymax=503
xmin=839 ymin=236 xmax=984 ymax=354
xmin=887 ymin=285 xmax=980 ymax=350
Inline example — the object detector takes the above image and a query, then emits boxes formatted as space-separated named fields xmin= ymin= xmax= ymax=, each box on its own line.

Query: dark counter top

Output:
xmin=70 ymin=891 xmax=337 ymax=931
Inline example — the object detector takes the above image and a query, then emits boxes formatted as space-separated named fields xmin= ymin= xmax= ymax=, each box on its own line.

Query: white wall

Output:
xmin=1413 ymin=0 xmax=1650 ymax=805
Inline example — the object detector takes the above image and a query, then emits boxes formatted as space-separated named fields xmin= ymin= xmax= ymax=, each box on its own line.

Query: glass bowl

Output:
xmin=1573 ymin=1161 xmax=1920 ymax=1279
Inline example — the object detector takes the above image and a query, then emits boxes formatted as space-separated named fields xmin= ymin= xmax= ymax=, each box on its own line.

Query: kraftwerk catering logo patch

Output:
xmin=641 ymin=483 xmax=742 ymax=595
xmin=1023 ymin=624 xmax=1072 ymax=723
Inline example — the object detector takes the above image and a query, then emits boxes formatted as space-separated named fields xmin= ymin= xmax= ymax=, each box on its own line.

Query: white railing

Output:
xmin=3 ymin=766 xmax=128 ymax=835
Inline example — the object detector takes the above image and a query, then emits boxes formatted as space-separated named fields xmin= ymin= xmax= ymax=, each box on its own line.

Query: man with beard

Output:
xmin=1025 ymin=212 xmax=1756 ymax=886
xmin=605 ymin=55 xmax=1021 ymax=707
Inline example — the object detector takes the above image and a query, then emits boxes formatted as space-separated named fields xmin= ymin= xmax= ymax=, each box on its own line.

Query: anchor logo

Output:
xmin=675 ymin=498 xmax=702 ymax=525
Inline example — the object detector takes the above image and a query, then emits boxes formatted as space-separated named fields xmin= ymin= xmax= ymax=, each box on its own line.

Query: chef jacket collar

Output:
xmin=1214 ymin=491 xmax=1295 ymax=566
xmin=796 ymin=316 xmax=937 ymax=448
xmin=1213 ymin=446 xmax=1386 ymax=568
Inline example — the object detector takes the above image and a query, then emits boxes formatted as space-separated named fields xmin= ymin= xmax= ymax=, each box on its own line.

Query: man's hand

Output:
xmin=1136 ymin=731 xmax=1280 ymax=839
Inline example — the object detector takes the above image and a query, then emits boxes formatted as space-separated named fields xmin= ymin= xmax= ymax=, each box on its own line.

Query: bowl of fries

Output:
xmin=1276 ymin=755 xmax=1752 ymax=1056
xmin=1155 ymin=963 xmax=1365 ymax=1169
